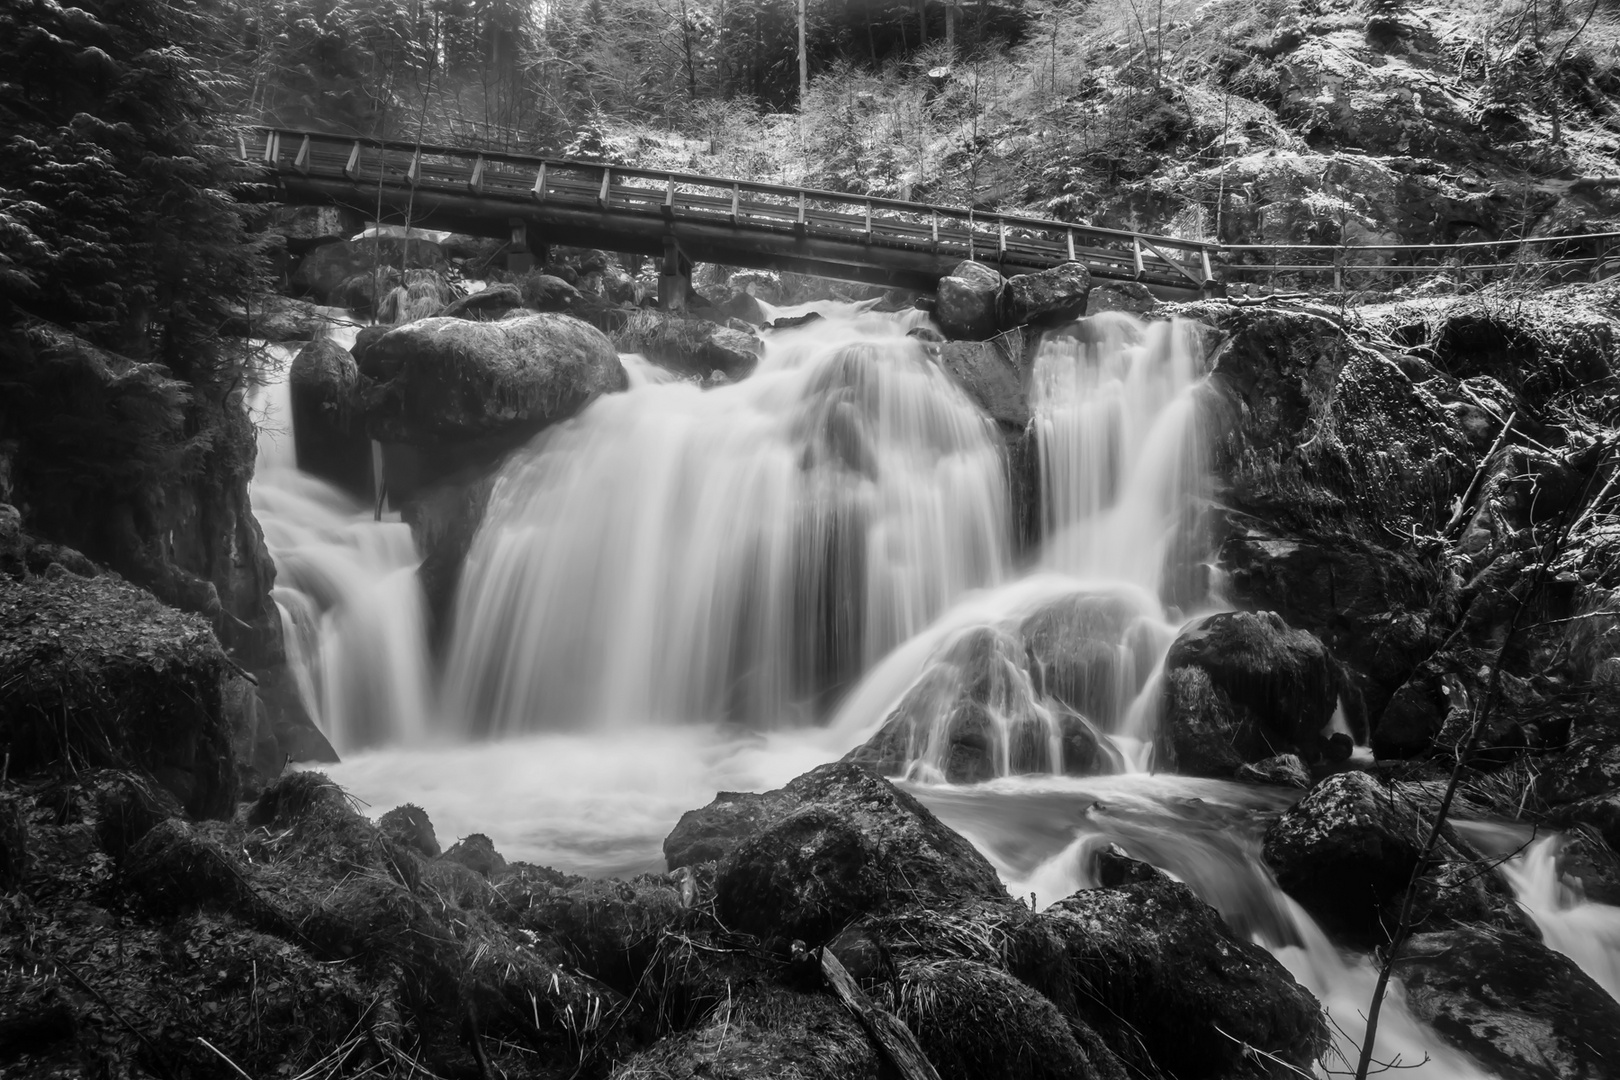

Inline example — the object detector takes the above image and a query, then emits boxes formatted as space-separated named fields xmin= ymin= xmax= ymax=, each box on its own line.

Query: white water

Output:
xmin=250 ymin=301 xmax=1620 ymax=1080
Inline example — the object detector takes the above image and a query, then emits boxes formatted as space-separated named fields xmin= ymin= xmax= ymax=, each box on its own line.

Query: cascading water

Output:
xmin=441 ymin=311 xmax=1010 ymax=734
xmin=247 ymin=327 xmax=432 ymax=752
xmin=250 ymin=299 xmax=1620 ymax=1076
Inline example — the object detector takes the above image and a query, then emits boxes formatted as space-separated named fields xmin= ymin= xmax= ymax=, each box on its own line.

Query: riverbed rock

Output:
xmin=613 ymin=310 xmax=762 ymax=383
xmin=401 ymin=468 xmax=496 ymax=643
xmin=1043 ymin=871 xmax=1327 ymax=1079
xmin=288 ymin=338 xmax=370 ymax=498
xmin=707 ymin=762 xmax=1007 ymax=942
xmin=1156 ymin=610 xmax=1346 ymax=777
xmin=1552 ymin=790 xmax=1620 ymax=853
xmin=291 ymin=237 xmax=448 ymax=306
xmin=1261 ymin=772 xmax=1423 ymax=939
xmin=935 ymin=261 xmax=1004 ymax=341
xmin=1236 ymin=753 xmax=1312 ymax=788
xmin=936 ymin=338 xmax=1028 ymax=427
xmin=0 ymin=574 xmax=238 ymax=817
xmin=221 ymin=294 xmax=333 ymax=341
xmin=1000 ymin=262 xmax=1091 ymax=329
xmin=362 ymin=314 xmax=626 ymax=447
xmin=1396 ymin=927 xmax=1620 ymax=1080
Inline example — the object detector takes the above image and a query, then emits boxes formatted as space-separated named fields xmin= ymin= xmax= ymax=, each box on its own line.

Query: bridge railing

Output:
xmin=244 ymin=127 xmax=1217 ymax=290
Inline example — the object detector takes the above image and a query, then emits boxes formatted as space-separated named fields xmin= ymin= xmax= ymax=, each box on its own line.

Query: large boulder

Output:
xmin=613 ymin=310 xmax=761 ymax=383
xmin=441 ymin=283 xmax=525 ymax=322
xmin=291 ymin=237 xmax=448 ymax=306
xmin=935 ymin=338 xmax=1029 ymax=427
xmin=221 ymin=294 xmax=334 ymax=341
xmin=401 ymin=469 xmax=495 ymax=643
xmin=1262 ymin=772 xmax=1423 ymax=939
xmin=1396 ymin=927 xmax=1620 ymax=1080
xmin=1000 ymin=262 xmax=1091 ymax=328
xmin=0 ymin=574 xmax=238 ymax=817
xmin=670 ymin=763 xmax=1007 ymax=943
xmin=935 ymin=261 xmax=1003 ymax=341
xmin=362 ymin=314 xmax=626 ymax=447
xmin=287 ymin=339 xmax=370 ymax=498
xmin=1042 ymin=865 xmax=1327 ymax=1080
xmin=1155 ymin=610 xmax=1348 ymax=777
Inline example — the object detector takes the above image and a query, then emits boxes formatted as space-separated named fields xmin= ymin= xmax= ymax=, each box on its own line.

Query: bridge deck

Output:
xmin=245 ymin=128 xmax=1217 ymax=294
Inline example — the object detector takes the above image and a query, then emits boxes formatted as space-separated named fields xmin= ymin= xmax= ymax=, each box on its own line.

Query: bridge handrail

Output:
xmin=244 ymin=126 xmax=1217 ymax=260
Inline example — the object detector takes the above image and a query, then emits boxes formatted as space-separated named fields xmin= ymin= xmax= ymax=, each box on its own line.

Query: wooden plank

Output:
xmin=1137 ymin=236 xmax=1204 ymax=287
xmin=820 ymin=949 xmax=941 ymax=1080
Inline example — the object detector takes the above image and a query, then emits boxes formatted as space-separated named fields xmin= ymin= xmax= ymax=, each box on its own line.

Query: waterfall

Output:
xmin=832 ymin=314 xmax=1208 ymax=778
xmin=440 ymin=310 xmax=1009 ymax=734
xmin=248 ymin=329 xmax=433 ymax=753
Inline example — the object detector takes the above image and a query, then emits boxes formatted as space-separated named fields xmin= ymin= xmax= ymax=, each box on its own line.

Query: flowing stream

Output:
xmin=248 ymin=303 xmax=1619 ymax=1079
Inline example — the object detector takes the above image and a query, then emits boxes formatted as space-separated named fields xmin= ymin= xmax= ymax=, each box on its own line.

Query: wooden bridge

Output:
xmin=243 ymin=127 xmax=1218 ymax=300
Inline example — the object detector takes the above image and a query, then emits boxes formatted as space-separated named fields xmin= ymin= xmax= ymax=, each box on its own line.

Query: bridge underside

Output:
xmin=280 ymin=176 xmax=1200 ymax=297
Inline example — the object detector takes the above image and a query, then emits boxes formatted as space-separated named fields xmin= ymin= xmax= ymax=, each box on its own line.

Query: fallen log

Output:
xmin=819 ymin=946 xmax=942 ymax=1080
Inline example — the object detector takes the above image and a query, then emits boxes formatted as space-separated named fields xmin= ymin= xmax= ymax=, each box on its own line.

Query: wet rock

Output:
xmin=1000 ymin=261 xmax=1091 ymax=329
xmin=442 ymin=283 xmax=525 ymax=321
xmin=712 ymin=762 xmax=1007 ymax=942
xmin=1043 ymin=873 xmax=1326 ymax=1080
xmin=0 ymin=574 xmax=238 ymax=817
xmin=613 ymin=310 xmax=761 ymax=383
xmin=610 ymin=984 xmax=880 ymax=1080
xmin=1557 ymin=825 xmax=1620 ymax=906
xmin=291 ymin=237 xmax=448 ymax=306
xmin=893 ymin=958 xmax=1117 ymax=1080
xmin=1397 ymin=927 xmax=1620 ymax=1080
xmin=288 ymin=338 xmax=370 ymax=498
xmin=1536 ymin=729 xmax=1620 ymax=806
xmin=935 ymin=260 xmax=1003 ymax=341
xmin=1552 ymin=790 xmax=1620 ymax=852
xmin=1084 ymin=280 xmax=1158 ymax=316
xmin=379 ymin=803 xmax=440 ymax=859
xmin=1156 ymin=610 xmax=1345 ymax=777
xmin=519 ymin=272 xmax=587 ymax=313
xmin=936 ymin=338 xmax=1028 ymax=427
xmin=443 ymin=833 xmax=509 ymax=881
xmin=514 ymin=875 xmax=686 ymax=993
xmin=1236 ymin=753 xmax=1312 ymax=788
xmin=402 ymin=468 xmax=495 ymax=643
xmin=1261 ymin=772 xmax=1423 ymax=939
xmin=90 ymin=770 xmax=182 ymax=862
xmin=1020 ymin=590 xmax=1154 ymax=725
xmin=362 ymin=314 xmax=626 ymax=447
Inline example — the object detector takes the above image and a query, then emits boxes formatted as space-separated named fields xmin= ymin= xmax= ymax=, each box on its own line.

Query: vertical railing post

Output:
xmin=731 ymin=183 xmax=740 ymax=224
xmin=468 ymin=154 xmax=485 ymax=195
xmin=344 ymin=141 xmax=361 ymax=180
xmin=531 ymin=163 xmax=548 ymax=202
xmin=931 ymin=210 xmax=940 ymax=252
xmin=864 ymin=200 xmax=873 ymax=242
xmin=797 ymin=192 xmax=807 ymax=234
xmin=1066 ymin=229 xmax=1076 ymax=263
xmin=598 ymin=168 xmax=612 ymax=207
xmin=663 ymin=176 xmax=676 ymax=219
xmin=1133 ymin=237 xmax=1145 ymax=280
xmin=406 ymin=147 xmax=421 ymax=186
xmin=293 ymin=135 xmax=311 ymax=175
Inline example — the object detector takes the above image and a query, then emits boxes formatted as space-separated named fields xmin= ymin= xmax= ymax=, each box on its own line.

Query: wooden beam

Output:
xmin=820 ymin=949 xmax=941 ymax=1080
xmin=1133 ymin=237 xmax=1145 ymax=280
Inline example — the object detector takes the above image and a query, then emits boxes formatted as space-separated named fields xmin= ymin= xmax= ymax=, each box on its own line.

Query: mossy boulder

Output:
xmin=0 ymin=574 xmax=238 ymax=817
xmin=362 ymin=313 xmax=627 ymax=447
xmin=291 ymin=237 xmax=448 ymax=305
xmin=1042 ymin=867 xmax=1327 ymax=1080
xmin=613 ymin=309 xmax=762 ymax=383
xmin=670 ymin=763 xmax=1007 ymax=944
xmin=935 ymin=260 xmax=1003 ymax=341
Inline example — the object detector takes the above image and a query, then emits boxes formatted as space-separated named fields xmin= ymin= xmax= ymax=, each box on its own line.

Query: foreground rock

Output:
xmin=362 ymin=314 xmax=626 ymax=446
xmin=699 ymin=762 xmax=1008 ymax=941
xmin=1000 ymin=261 xmax=1091 ymax=327
xmin=1397 ymin=927 xmax=1620 ymax=1080
xmin=0 ymin=574 xmax=242 ymax=816
xmin=1043 ymin=859 xmax=1327 ymax=1079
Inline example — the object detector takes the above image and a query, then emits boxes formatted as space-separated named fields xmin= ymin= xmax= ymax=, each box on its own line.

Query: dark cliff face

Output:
xmin=0 ymin=323 xmax=282 ymax=670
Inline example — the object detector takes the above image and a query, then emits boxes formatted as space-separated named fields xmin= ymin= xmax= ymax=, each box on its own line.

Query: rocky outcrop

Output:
xmin=1155 ymin=610 xmax=1352 ymax=777
xmin=401 ymin=468 xmax=495 ymax=643
xmin=935 ymin=336 xmax=1030 ymax=428
xmin=935 ymin=261 xmax=1004 ymax=340
xmin=1396 ymin=927 xmax=1620 ymax=1080
xmin=1043 ymin=860 xmax=1327 ymax=1080
xmin=287 ymin=338 xmax=371 ymax=498
xmin=362 ymin=314 xmax=626 ymax=447
xmin=290 ymin=237 xmax=449 ymax=306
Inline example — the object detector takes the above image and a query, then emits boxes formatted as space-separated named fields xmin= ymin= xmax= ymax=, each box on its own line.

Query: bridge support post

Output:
xmin=659 ymin=236 xmax=692 ymax=311
xmin=507 ymin=219 xmax=541 ymax=274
